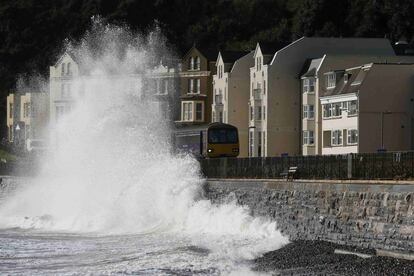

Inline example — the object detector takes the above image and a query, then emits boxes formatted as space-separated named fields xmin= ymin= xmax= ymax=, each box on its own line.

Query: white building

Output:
xmin=212 ymin=51 xmax=252 ymax=157
xmin=302 ymin=54 xmax=414 ymax=155
xmin=249 ymin=37 xmax=396 ymax=157
xmin=320 ymin=63 xmax=414 ymax=155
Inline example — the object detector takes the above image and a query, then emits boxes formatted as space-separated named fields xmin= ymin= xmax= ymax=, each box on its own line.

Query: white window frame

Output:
xmin=308 ymin=78 xmax=315 ymax=93
xmin=303 ymin=130 xmax=314 ymax=145
xmin=331 ymin=102 xmax=342 ymax=117
xmin=303 ymin=78 xmax=309 ymax=93
xmin=347 ymin=129 xmax=358 ymax=145
xmin=348 ymin=100 xmax=358 ymax=116
xmin=303 ymin=105 xmax=314 ymax=119
xmin=182 ymin=101 xmax=193 ymax=121
xmin=323 ymin=104 xmax=331 ymax=118
xmin=195 ymin=56 xmax=200 ymax=70
xmin=331 ymin=130 xmax=343 ymax=146
xmin=188 ymin=78 xmax=201 ymax=94
xmin=189 ymin=57 xmax=194 ymax=70
xmin=326 ymin=73 xmax=336 ymax=88
xmin=182 ymin=101 xmax=203 ymax=122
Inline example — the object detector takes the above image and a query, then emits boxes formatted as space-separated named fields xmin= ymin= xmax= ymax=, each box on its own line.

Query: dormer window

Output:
xmin=326 ymin=73 xmax=336 ymax=89
xmin=61 ymin=63 xmax=65 ymax=75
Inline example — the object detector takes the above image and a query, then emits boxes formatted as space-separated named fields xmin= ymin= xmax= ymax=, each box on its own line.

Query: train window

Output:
xmin=208 ymin=128 xmax=238 ymax=144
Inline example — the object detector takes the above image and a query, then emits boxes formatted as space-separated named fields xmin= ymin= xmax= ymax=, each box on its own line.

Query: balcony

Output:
xmin=253 ymin=88 xmax=262 ymax=100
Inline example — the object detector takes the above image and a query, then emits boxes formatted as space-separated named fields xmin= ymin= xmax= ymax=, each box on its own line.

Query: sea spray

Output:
xmin=0 ymin=19 xmax=288 ymax=273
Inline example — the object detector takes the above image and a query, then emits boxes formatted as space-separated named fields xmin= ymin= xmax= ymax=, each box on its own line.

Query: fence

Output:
xmin=199 ymin=151 xmax=414 ymax=180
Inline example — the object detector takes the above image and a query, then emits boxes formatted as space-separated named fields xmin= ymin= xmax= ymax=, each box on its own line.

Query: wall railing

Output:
xmin=199 ymin=151 xmax=414 ymax=180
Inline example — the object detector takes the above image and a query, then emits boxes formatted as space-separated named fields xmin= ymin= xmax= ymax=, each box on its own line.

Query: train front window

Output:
xmin=208 ymin=128 xmax=238 ymax=144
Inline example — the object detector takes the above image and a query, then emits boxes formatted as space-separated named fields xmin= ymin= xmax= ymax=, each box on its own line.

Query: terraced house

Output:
xmin=174 ymin=46 xmax=218 ymax=153
xmin=212 ymin=50 xmax=253 ymax=157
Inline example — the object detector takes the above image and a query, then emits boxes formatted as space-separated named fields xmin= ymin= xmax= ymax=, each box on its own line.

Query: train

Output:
xmin=175 ymin=122 xmax=239 ymax=158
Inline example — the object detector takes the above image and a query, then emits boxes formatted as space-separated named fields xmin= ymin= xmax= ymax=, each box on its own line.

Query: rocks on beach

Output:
xmin=254 ymin=240 xmax=414 ymax=275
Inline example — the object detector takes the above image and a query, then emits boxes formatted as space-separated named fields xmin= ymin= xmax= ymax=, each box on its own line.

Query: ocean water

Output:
xmin=0 ymin=21 xmax=288 ymax=275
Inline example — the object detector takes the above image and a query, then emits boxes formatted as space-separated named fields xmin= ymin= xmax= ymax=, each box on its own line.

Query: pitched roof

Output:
xmin=220 ymin=51 xmax=250 ymax=63
xmin=300 ymin=57 xmax=324 ymax=78
xmin=257 ymin=41 xmax=290 ymax=55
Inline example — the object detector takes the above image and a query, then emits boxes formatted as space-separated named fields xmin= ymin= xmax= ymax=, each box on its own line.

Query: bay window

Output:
xmin=182 ymin=101 xmax=203 ymax=122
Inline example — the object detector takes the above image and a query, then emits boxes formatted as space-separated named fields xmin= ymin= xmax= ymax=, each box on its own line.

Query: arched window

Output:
xmin=61 ymin=63 xmax=65 ymax=75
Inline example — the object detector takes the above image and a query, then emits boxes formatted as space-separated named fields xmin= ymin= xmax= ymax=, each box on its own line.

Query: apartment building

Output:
xmin=249 ymin=37 xmax=396 ymax=157
xmin=212 ymin=51 xmax=253 ymax=157
xmin=174 ymin=46 xmax=218 ymax=153
xmin=301 ymin=54 xmax=414 ymax=155
xmin=248 ymin=42 xmax=289 ymax=157
xmin=6 ymin=91 xmax=49 ymax=151
xmin=320 ymin=63 xmax=414 ymax=154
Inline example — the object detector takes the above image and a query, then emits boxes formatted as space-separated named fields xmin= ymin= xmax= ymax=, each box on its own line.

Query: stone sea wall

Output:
xmin=204 ymin=180 xmax=414 ymax=253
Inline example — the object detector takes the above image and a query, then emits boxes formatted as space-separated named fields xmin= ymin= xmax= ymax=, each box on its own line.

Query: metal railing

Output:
xmin=199 ymin=151 xmax=414 ymax=180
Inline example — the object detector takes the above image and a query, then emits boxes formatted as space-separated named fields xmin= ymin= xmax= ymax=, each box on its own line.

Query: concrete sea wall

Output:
xmin=204 ymin=179 xmax=414 ymax=254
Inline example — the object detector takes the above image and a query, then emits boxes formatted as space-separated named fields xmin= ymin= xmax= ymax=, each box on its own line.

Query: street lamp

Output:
xmin=380 ymin=111 xmax=392 ymax=150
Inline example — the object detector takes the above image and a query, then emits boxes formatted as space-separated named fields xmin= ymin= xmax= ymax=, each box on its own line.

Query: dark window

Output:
xmin=208 ymin=128 xmax=238 ymax=144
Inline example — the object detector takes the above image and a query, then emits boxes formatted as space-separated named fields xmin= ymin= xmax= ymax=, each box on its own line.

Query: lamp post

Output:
xmin=380 ymin=111 xmax=392 ymax=150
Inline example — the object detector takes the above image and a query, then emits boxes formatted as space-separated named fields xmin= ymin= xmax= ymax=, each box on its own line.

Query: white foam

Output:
xmin=0 ymin=20 xmax=288 ymax=269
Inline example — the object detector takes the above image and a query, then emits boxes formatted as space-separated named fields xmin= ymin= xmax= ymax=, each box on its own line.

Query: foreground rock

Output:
xmin=254 ymin=240 xmax=414 ymax=275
